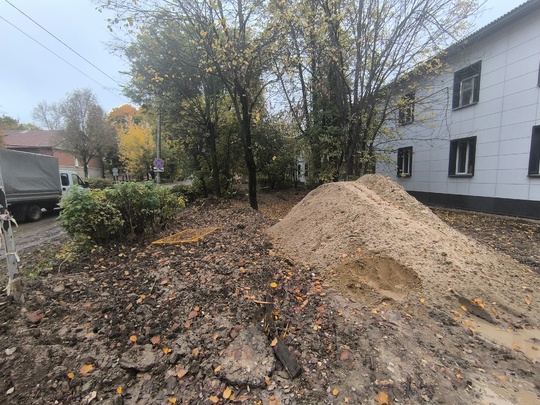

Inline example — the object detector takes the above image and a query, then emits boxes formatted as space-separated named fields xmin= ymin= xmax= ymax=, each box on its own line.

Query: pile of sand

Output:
xmin=268 ymin=174 xmax=540 ymax=326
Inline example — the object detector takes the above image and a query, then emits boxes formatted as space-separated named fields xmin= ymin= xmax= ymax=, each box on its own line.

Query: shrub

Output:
xmin=104 ymin=182 xmax=182 ymax=236
xmin=58 ymin=182 xmax=182 ymax=245
xmin=169 ymin=183 xmax=202 ymax=204
xmin=86 ymin=178 xmax=115 ymax=190
xmin=58 ymin=187 xmax=124 ymax=244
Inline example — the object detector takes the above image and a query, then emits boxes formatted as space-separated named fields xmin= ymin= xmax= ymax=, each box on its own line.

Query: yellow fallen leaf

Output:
xmin=163 ymin=348 xmax=172 ymax=354
xmin=332 ymin=387 xmax=339 ymax=396
xmin=270 ymin=282 xmax=278 ymax=288
xmin=116 ymin=386 xmax=123 ymax=395
xmin=419 ymin=298 xmax=425 ymax=303
xmin=461 ymin=305 xmax=468 ymax=312
xmin=129 ymin=335 xmax=137 ymax=343
xmin=176 ymin=369 xmax=188 ymax=378
xmin=223 ymin=387 xmax=232 ymax=399
xmin=67 ymin=372 xmax=75 ymax=379
xmin=169 ymin=398 xmax=177 ymax=404
xmin=80 ymin=364 xmax=94 ymax=375
xmin=374 ymin=391 xmax=389 ymax=405
xmin=270 ymin=338 xmax=278 ymax=347
xmin=344 ymin=397 xmax=350 ymax=403
xmin=209 ymin=395 xmax=219 ymax=403
xmin=214 ymin=365 xmax=222 ymax=373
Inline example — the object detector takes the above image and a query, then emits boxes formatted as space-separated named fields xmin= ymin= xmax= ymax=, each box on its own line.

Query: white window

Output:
xmin=397 ymin=147 xmax=413 ymax=177
xmin=398 ymin=93 xmax=415 ymax=125
xmin=453 ymin=62 xmax=481 ymax=109
xmin=449 ymin=136 xmax=476 ymax=176
xmin=528 ymin=126 xmax=540 ymax=176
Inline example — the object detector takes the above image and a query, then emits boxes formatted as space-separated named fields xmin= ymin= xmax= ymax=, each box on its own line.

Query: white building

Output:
xmin=376 ymin=0 xmax=540 ymax=218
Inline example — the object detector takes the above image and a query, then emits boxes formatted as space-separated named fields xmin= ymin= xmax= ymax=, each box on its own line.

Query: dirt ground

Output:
xmin=1 ymin=177 xmax=540 ymax=404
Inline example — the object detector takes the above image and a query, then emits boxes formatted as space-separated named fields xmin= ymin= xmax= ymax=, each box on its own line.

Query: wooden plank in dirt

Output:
xmin=272 ymin=335 xmax=302 ymax=378
xmin=263 ymin=294 xmax=302 ymax=378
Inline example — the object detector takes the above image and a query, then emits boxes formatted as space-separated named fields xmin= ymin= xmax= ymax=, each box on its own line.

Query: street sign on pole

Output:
xmin=153 ymin=158 xmax=165 ymax=173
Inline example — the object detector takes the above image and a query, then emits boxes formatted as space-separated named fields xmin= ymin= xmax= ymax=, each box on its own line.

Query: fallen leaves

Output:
xmin=374 ymin=391 xmax=390 ymax=405
xmin=223 ymin=387 xmax=232 ymax=399
xmin=80 ymin=364 xmax=94 ymax=375
xmin=176 ymin=367 xmax=189 ymax=379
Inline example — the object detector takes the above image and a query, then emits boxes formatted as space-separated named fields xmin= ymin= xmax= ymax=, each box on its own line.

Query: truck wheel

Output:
xmin=10 ymin=206 xmax=26 ymax=222
xmin=26 ymin=205 xmax=43 ymax=222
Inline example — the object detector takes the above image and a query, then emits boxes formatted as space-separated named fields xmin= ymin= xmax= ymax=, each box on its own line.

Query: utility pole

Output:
xmin=156 ymin=111 xmax=161 ymax=185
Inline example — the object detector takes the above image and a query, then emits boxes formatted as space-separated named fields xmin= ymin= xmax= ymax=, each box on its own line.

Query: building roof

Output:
xmin=447 ymin=0 xmax=540 ymax=56
xmin=1 ymin=130 xmax=65 ymax=149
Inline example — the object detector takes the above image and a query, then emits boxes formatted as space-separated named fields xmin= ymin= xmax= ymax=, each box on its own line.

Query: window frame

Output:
xmin=452 ymin=61 xmax=482 ymax=110
xmin=528 ymin=126 xmax=540 ymax=177
xmin=398 ymin=93 xmax=415 ymax=125
xmin=448 ymin=136 xmax=476 ymax=177
xmin=397 ymin=146 xmax=413 ymax=177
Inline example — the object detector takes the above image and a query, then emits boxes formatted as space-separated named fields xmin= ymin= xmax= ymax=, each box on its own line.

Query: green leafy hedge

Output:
xmin=59 ymin=182 xmax=184 ymax=245
xmin=58 ymin=187 xmax=124 ymax=245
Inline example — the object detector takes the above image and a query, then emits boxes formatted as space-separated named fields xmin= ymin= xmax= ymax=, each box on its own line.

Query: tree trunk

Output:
xmin=240 ymin=89 xmax=258 ymax=210
xmin=207 ymin=122 xmax=222 ymax=197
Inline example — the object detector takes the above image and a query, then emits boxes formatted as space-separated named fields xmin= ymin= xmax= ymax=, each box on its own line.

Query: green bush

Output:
xmin=104 ymin=182 xmax=182 ymax=236
xmin=58 ymin=187 xmax=124 ymax=244
xmin=169 ymin=183 xmax=205 ymax=204
xmin=86 ymin=178 xmax=115 ymax=190
xmin=58 ymin=182 xmax=183 ymax=245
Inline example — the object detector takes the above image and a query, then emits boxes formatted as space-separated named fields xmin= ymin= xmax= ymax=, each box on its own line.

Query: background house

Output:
xmin=376 ymin=0 xmax=540 ymax=218
xmin=0 ymin=130 xmax=103 ymax=178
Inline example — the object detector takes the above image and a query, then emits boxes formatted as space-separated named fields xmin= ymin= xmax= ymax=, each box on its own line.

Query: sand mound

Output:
xmin=268 ymin=174 xmax=540 ymax=326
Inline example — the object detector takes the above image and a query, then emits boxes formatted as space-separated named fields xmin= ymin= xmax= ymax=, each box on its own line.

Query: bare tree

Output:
xmin=32 ymin=101 xmax=63 ymax=130
xmin=272 ymin=0 xmax=481 ymax=181
xmin=61 ymin=89 xmax=114 ymax=178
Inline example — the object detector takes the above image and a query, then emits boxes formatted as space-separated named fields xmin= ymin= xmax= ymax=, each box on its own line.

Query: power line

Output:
xmin=4 ymin=0 xmax=125 ymax=88
xmin=0 ymin=15 xmax=125 ymax=102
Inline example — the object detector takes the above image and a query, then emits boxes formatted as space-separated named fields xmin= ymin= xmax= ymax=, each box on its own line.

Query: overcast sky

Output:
xmin=0 ymin=0 xmax=525 ymax=126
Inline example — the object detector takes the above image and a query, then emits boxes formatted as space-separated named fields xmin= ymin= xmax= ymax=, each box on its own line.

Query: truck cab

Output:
xmin=60 ymin=171 xmax=88 ymax=194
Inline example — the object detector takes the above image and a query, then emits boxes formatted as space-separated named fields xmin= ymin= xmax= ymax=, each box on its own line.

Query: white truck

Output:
xmin=0 ymin=149 xmax=87 ymax=222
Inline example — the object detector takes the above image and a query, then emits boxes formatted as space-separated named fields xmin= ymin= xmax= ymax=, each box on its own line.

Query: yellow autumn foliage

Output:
xmin=117 ymin=118 xmax=156 ymax=180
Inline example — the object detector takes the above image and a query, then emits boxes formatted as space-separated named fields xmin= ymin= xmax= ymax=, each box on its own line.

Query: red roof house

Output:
xmin=0 ymin=130 xmax=103 ymax=178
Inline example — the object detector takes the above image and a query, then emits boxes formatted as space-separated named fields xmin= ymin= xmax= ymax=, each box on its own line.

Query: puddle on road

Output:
xmin=472 ymin=319 xmax=540 ymax=404
xmin=472 ymin=318 xmax=540 ymax=361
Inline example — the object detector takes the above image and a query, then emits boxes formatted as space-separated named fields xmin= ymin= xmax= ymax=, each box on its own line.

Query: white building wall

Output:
xmin=377 ymin=5 xmax=540 ymax=202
